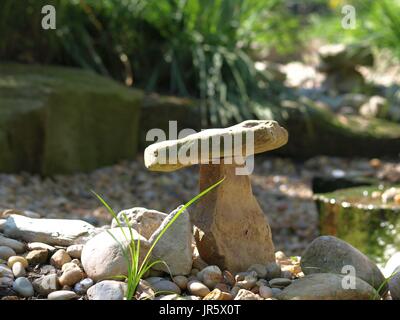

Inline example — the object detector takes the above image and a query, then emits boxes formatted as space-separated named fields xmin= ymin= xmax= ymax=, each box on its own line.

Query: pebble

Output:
xmin=203 ymin=288 xmax=232 ymax=300
xmin=247 ymin=264 xmax=268 ymax=278
xmin=12 ymin=277 xmax=34 ymax=297
xmin=259 ymin=285 xmax=273 ymax=299
xmin=59 ymin=263 xmax=84 ymax=286
xmin=0 ymin=265 xmax=14 ymax=288
xmin=66 ymin=244 xmax=84 ymax=259
xmin=135 ymin=279 xmax=155 ymax=300
xmin=27 ymin=242 xmax=55 ymax=252
xmin=223 ymin=270 xmax=235 ymax=286
xmin=7 ymin=256 xmax=28 ymax=269
xmin=74 ymin=278 xmax=94 ymax=295
xmin=187 ymin=280 xmax=210 ymax=297
xmin=233 ymin=289 xmax=263 ymax=300
xmin=0 ymin=246 xmax=16 ymax=260
xmin=269 ymin=278 xmax=292 ymax=288
xmin=266 ymin=262 xmax=282 ymax=280
xmin=197 ymin=265 xmax=223 ymax=289
xmin=215 ymin=282 xmax=230 ymax=292
xmin=50 ymin=249 xmax=71 ymax=269
xmin=230 ymin=286 xmax=240 ymax=298
xmin=26 ymin=249 xmax=48 ymax=265
xmin=0 ymin=235 xmax=25 ymax=253
xmin=47 ymin=290 xmax=78 ymax=300
xmin=32 ymin=274 xmax=60 ymax=295
xmin=87 ymin=280 xmax=127 ymax=300
xmin=275 ymin=251 xmax=287 ymax=261
xmin=150 ymin=279 xmax=181 ymax=295
xmin=236 ymin=272 xmax=258 ymax=290
xmin=12 ymin=262 xmax=26 ymax=278
xmin=271 ymin=287 xmax=283 ymax=296
xmin=172 ymin=275 xmax=188 ymax=290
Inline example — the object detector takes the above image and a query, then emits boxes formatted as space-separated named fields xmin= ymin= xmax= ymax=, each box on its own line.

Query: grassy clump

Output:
xmin=92 ymin=177 xmax=224 ymax=300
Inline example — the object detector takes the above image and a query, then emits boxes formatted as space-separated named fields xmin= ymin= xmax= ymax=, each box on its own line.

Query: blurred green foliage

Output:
xmin=1 ymin=0 xmax=400 ymax=126
xmin=0 ymin=0 xmax=301 ymax=126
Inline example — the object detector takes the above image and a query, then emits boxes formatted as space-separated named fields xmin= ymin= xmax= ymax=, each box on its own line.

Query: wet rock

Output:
xmin=111 ymin=207 xmax=167 ymax=239
xmin=87 ymin=280 xmax=127 ymax=300
xmin=301 ymin=236 xmax=387 ymax=294
xmin=277 ymin=273 xmax=378 ymax=300
xmin=81 ymin=227 xmax=150 ymax=281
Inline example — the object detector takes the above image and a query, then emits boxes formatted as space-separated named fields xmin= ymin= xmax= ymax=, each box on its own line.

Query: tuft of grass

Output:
xmin=91 ymin=176 xmax=225 ymax=300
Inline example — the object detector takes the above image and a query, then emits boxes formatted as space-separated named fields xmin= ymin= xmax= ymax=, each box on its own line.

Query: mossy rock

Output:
xmin=0 ymin=63 xmax=143 ymax=175
xmin=315 ymin=184 xmax=400 ymax=265
xmin=275 ymin=98 xmax=400 ymax=159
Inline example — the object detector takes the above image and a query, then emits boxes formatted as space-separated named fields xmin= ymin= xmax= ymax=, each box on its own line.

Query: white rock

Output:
xmin=87 ymin=280 xmax=127 ymax=300
xmin=197 ymin=265 xmax=223 ymax=289
xmin=1 ymin=214 xmax=97 ymax=246
xmin=111 ymin=207 xmax=167 ymax=239
xmin=234 ymin=289 xmax=263 ymax=300
xmin=81 ymin=227 xmax=149 ymax=281
xmin=48 ymin=290 xmax=78 ymax=300
xmin=27 ymin=242 xmax=56 ymax=252
xmin=12 ymin=262 xmax=26 ymax=278
xmin=187 ymin=280 xmax=210 ymax=297
xmin=74 ymin=278 xmax=94 ymax=295
xmin=66 ymin=244 xmax=84 ymax=259
xmin=148 ymin=206 xmax=193 ymax=275
xmin=13 ymin=277 xmax=34 ymax=297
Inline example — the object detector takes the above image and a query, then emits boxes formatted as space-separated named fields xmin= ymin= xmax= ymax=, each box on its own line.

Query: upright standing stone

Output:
xmin=144 ymin=120 xmax=288 ymax=272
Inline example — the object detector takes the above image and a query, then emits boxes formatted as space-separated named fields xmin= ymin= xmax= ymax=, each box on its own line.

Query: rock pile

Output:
xmin=1 ymin=205 xmax=399 ymax=300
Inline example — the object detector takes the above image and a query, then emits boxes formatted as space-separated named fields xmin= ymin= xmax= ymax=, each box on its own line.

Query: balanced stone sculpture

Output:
xmin=144 ymin=120 xmax=288 ymax=272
